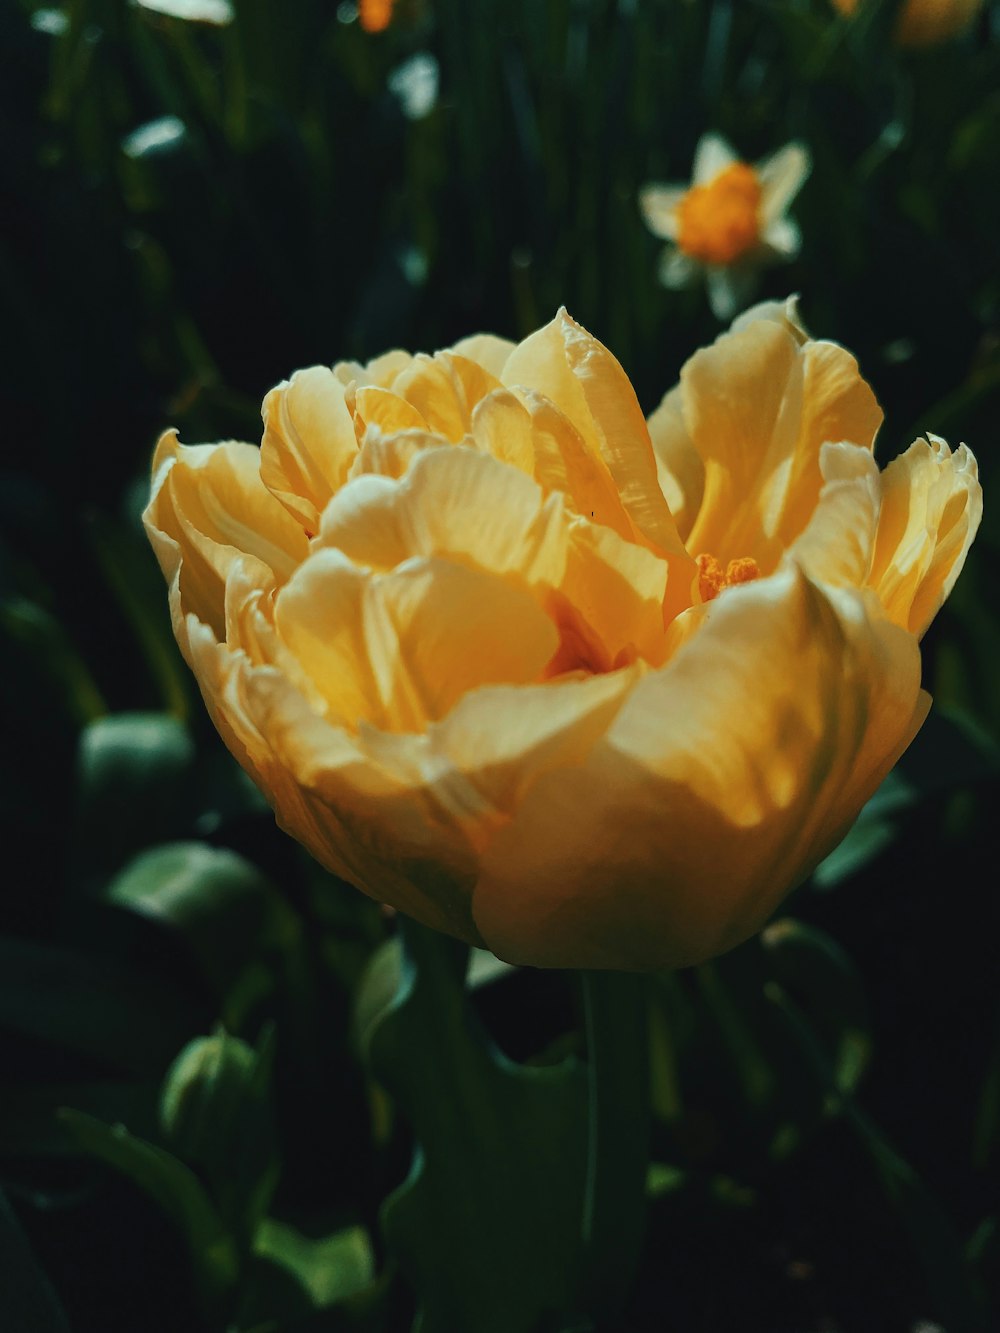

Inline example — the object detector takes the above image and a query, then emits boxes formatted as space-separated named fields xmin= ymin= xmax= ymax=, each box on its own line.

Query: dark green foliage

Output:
xmin=2 ymin=1 xmax=999 ymax=1329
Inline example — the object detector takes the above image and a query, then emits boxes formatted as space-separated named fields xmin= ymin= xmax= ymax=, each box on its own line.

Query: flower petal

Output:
xmin=658 ymin=247 xmax=699 ymax=289
xmin=503 ymin=310 xmax=688 ymax=556
xmin=756 ymin=142 xmax=810 ymax=224
xmin=763 ymin=216 xmax=801 ymax=258
xmin=260 ymin=366 xmax=359 ymax=533
xmin=706 ymin=265 xmax=759 ymax=321
xmin=787 ymin=442 xmax=881 ymax=588
xmin=869 ymin=434 xmax=983 ymax=638
xmin=693 ymin=133 xmax=738 ymax=185
xmin=144 ymin=432 xmax=308 ymax=638
xmin=471 ymin=568 xmax=924 ymax=970
xmin=663 ymin=315 xmax=883 ymax=569
xmin=318 ymin=445 xmax=569 ymax=590
xmin=639 ymin=184 xmax=685 ymax=240
xmin=450 ymin=332 xmax=517 ymax=378
xmin=274 ymin=549 xmax=560 ymax=730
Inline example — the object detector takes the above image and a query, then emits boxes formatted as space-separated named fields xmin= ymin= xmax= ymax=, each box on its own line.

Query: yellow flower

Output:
xmin=830 ymin=0 xmax=983 ymax=47
xmin=640 ymin=135 xmax=810 ymax=320
xmin=144 ymin=303 xmax=980 ymax=971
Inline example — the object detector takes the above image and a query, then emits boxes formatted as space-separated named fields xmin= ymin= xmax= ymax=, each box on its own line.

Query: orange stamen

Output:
xmin=696 ymin=553 xmax=760 ymax=603
xmin=677 ymin=162 xmax=763 ymax=265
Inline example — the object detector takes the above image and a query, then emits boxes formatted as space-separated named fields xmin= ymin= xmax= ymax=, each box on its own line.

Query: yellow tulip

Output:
xmin=144 ymin=303 xmax=981 ymax=970
xmin=829 ymin=0 xmax=984 ymax=47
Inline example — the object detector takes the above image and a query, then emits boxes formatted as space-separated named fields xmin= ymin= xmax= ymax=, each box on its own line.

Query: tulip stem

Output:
xmin=579 ymin=969 xmax=650 ymax=1324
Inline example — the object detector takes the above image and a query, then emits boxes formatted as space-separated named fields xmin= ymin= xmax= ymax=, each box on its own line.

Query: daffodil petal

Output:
xmin=756 ymin=142 xmax=810 ymax=224
xmin=638 ymin=184 xmax=685 ymax=240
xmin=658 ymin=247 xmax=699 ymax=290
xmin=763 ymin=217 xmax=801 ymax=257
xmin=693 ymin=133 xmax=738 ymax=185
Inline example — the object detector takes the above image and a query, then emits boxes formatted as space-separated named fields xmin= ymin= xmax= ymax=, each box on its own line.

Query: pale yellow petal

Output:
xmin=450 ymin=332 xmax=517 ymax=379
xmin=548 ymin=519 xmax=670 ymax=674
xmin=787 ymin=442 xmax=881 ymax=587
xmin=514 ymin=387 xmax=636 ymax=540
xmin=318 ymin=445 xmax=569 ymax=591
xmin=349 ymin=428 xmax=440 ymax=480
xmin=773 ymin=338 xmax=883 ymax=548
xmin=646 ymin=384 xmax=705 ymax=544
xmin=350 ymin=385 xmax=429 ymax=441
xmin=472 ymin=568 xmax=924 ymax=970
xmin=334 ymin=348 xmax=413 ymax=389
xmin=216 ymin=646 xmax=485 ymax=944
xmin=502 ymin=309 xmax=689 ymax=559
xmin=672 ymin=319 xmax=882 ymax=569
xmin=260 ymin=366 xmax=358 ymax=534
xmin=274 ymin=549 xmax=559 ymax=730
xmin=869 ymin=434 xmax=982 ymax=638
xmin=558 ymin=309 xmax=690 ymax=561
xmin=469 ymin=388 xmax=537 ymax=474
xmin=144 ymin=431 xmax=308 ymax=638
xmin=389 ymin=354 xmax=469 ymax=442
xmin=679 ymin=319 xmax=803 ymax=565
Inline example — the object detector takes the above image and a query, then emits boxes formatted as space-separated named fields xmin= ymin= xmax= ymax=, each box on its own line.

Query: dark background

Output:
xmin=2 ymin=1 xmax=999 ymax=1329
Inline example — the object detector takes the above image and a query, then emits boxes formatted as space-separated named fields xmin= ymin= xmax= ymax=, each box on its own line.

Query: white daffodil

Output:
xmin=640 ymin=134 xmax=811 ymax=320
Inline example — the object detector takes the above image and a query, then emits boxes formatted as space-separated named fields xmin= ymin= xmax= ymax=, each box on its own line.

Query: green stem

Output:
xmin=579 ymin=969 xmax=650 ymax=1325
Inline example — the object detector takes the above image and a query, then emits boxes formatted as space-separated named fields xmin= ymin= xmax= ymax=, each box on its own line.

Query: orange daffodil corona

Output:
xmin=640 ymin=135 xmax=810 ymax=320
xmin=145 ymin=302 xmax=981 ymax=971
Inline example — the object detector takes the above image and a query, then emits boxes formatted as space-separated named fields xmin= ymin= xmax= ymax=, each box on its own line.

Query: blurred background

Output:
xmin=2 ymin=0 xmax=999 ymax=1329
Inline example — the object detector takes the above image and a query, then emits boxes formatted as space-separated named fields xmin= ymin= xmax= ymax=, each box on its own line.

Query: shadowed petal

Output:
xmin=472 ymin=568 xmax=924 ymax=969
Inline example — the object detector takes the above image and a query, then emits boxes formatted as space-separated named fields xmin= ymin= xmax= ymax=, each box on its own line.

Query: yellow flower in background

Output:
xmin=145 ymin=303 xmax=980 ymax=971
xmin=830 ymin=0 xmax=983 ymax=47
xmin=359 ymin=0 xmax=395 ymax=33
xmin=640 ymin=135 xmax=810 ymax=320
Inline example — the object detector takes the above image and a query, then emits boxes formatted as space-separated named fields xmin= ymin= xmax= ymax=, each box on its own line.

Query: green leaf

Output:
xmin=58 ymin=1108 xmax=238 ymax=1315
xmin=253 ymin=1219 xmax=375 ymax=1308
xmin=160 ymin=1027 xmax=279 ymax=1240
xmin=75 ymin=713 xmax=195 ymax=875
xmin=0 ymin=936 xmax=206 ymax=1074
xmin=359 ymin=921 xmax=588 ymax=1333
xmin=760 ymin=919 xmax=871 ymax=1098
xmin=1 ymin=596 xmax=106 ymax=727
xmin=765 ymin=983 xmax=987 ymax=1332
xmin=813 ymin=708 xmax=999 ymax=889
xmin=105 ymin=842 xmax=301 ymax=1024
xmin=0 ymin=1190 xmax=72 ymax=1333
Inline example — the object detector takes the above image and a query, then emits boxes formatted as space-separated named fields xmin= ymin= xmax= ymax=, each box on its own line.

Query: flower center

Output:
xmin=695 ymin=553 xmax=760 ymax=603
xmin=677 ymin=162 xmax=763 ymax=265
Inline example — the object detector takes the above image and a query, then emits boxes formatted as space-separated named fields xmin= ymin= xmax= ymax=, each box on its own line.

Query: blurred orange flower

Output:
xmin=359 ymin=0 xmax=395 ymax=33
xmin=830 ymin=0 xmax=983 ymax=46
xmin=145 ymin=303 xmax=980 ymax=970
